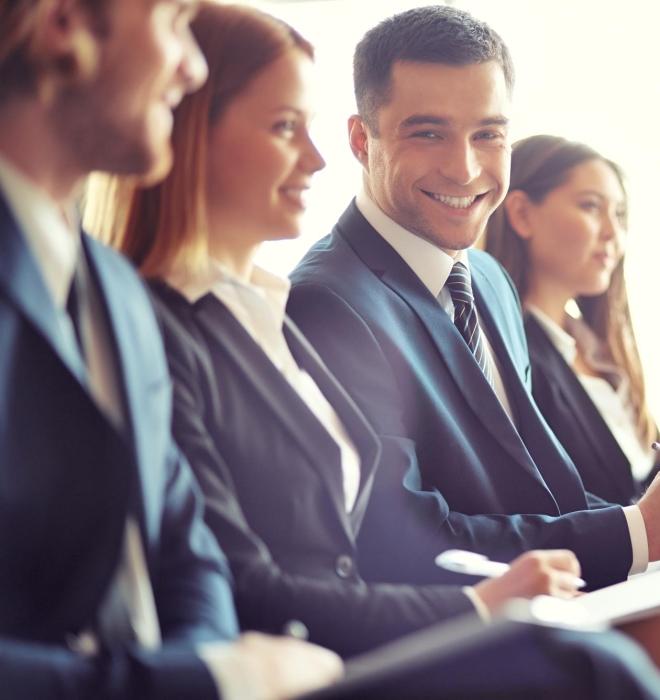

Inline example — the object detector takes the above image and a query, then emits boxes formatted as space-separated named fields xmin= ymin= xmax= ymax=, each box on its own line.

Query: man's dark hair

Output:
xmin=354 ymin=5 xmax=514 ymax=133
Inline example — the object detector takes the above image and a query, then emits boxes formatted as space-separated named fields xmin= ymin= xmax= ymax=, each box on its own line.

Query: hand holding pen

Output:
xmin=436 ymin=549 xmax=585 ymax=616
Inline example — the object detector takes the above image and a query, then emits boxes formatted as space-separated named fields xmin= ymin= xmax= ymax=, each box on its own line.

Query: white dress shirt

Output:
xmin=355 ymin=188 xmax=648 ymax=577
xmin=527 ymin=305 xmax=655 ymax=483
xmin=0 ymin=155 xmax=161 ymax=650
xmin=167 ymin=260 xmax=361 ymax=512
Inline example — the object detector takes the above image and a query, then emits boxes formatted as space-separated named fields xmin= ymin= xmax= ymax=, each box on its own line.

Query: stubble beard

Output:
xmin=52 ymin=82 xmax=173 ymax=183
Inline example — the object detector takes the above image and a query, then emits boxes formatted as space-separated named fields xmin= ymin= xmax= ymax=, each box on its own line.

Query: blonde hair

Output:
xmin=485 ymin=134 xmax=656 ymax=445
xmin=87 ymin=2 xmax=313 ymax=278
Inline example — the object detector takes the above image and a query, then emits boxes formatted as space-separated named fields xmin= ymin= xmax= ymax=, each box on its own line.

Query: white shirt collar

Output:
xmin=526 ymin=304 xmax=578 ymax=365
xmin=167 ymin=258 xmax=291 ymax=326
xmin=0 ymin=154 xmax=79 ymax=309
xmin=355 ymin=187 xmax=470 ymax=298
xmin=527 ymin=304 xmax=627 ymax=390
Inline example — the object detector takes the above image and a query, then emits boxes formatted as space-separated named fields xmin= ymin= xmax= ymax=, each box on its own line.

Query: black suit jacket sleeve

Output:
xmin=286 ymin=282 xmax=631 ymax=590
xmin=157 ymin=300 xmax=476 ymax=658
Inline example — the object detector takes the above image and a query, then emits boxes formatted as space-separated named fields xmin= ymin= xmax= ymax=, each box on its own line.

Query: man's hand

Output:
xmin=473 ymin=549 xmax=582 ymax=615
xmin=199 ymin=632 xmax=343 ymax=700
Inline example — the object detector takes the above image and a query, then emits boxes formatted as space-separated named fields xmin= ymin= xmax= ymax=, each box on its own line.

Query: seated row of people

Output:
xmin=2 ymin=1 xmax=660 ymax=699
xmin=93 ymin=0 xmax=588 ymax=656
xmin=101 ymin=0 xmax=660 ymax=692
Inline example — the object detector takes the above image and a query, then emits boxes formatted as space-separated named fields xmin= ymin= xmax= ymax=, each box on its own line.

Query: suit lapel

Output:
xmin=338 ymin=203 xmax=546 ymax=483
xmin=284 ymin=317 xmax=380 ymax=530
xmin=194 ymin=294 xmax=357 ymax=540
xmin=82 ymin=236 xmax=153 ymax=531
xmin=525 ymin=315 xmax=633 ymax=496
xmin=0 ymin=196 xmax=86 ymax=384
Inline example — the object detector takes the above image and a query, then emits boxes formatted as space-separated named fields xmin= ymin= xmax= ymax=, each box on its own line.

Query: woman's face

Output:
xmin=206 ymin=47 xmax=324 ymax=245
xmin=523 ymin=158 xmax=626 ymax=298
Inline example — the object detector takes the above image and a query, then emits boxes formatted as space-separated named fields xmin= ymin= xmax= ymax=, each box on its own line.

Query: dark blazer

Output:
xmin=149 ymin=281 xmax=480 ymax=659
xmin=525 ymin=313 xmax=656 ymax=506
xmin=288 ymin=201 xmax=631 ymax=591
xmin=0 ymin=193 xmax=237 ymax=700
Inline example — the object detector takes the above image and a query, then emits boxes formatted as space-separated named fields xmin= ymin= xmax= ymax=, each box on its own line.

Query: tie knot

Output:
xmin=445 ymin=261 xmax=474 ymax=306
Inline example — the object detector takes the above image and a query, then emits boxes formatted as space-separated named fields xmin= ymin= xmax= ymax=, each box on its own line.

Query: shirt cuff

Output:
xmin=462 ymin=586 xmax=491 ymax=622
xmin=623 ymin=505 xmax=649 ymax=575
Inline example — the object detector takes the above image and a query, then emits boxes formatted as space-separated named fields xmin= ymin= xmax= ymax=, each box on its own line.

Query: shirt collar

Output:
xmin=528 ymin=304 xmax=626 ymax=391
xmin=526 ymin=304 xmax=578 ymax=365
xmin=355 ymin=187 xmax=470 ymax=297
xmin=167 ymin=258 xmax=291 ymax=323
xmin=0 ymin=154 xmax=80 ymax=309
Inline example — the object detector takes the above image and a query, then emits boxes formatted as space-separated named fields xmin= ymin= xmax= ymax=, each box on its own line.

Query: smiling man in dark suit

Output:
xmin=288 ymin=5 xmax=660 ymax=591
xmin=0 ymin=1 xmax=341 ymax=698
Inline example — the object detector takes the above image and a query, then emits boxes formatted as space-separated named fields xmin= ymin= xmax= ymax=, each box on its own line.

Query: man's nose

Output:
xmin=440 ymin=140 xmax=481 ymax=185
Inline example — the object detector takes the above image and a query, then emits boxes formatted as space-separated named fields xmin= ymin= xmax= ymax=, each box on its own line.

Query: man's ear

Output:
xmin=348 ymin=114 xmax=371 ymax=169
xmin=30 ymin=0 xmax=100 ymax=100
xmin=503 ymin=190 xmax=536 ymax=239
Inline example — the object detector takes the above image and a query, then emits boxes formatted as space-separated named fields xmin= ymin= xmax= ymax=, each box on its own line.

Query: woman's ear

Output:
xmin=503 ymin=190 xmax=536 ymax=240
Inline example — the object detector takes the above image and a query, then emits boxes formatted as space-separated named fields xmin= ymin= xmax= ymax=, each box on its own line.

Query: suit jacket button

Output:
xmin=335 ymin=554 xmax=354 ymax=579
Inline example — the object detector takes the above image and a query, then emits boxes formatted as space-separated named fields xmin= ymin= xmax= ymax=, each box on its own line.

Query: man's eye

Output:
xmin=411 ymin=131 xmax=441 ymax=139
xmin=474 ymin=131 xmax=501 ymax=141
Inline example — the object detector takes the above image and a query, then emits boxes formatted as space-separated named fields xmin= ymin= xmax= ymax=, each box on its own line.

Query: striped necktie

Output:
xmin=65 ymin=261 xmax=86 ymax=364
xmin=445 ymin=261 xmax=493 ymax=385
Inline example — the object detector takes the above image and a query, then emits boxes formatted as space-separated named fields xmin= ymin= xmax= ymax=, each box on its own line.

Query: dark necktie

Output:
xmin=445 ymin=261 xmax=493 ymax=385
xmin=66 ymin=259 xmax=86 ymax=364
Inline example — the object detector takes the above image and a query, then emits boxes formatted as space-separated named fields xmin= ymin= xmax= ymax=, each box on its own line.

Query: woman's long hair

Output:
xmin=485 ymin=134 xmax=656 ymax=445
xmin=86 ymin=2 xmax=313 ymax=278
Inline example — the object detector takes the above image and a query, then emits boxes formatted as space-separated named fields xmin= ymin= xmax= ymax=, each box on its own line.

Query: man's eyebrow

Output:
xmin=479 ymin=116 xmax=509 ymax=127
xmin=399 ymin=114 xmax=510 ymax=129
xmin=400 ymin=115 xmax=451 ymax=129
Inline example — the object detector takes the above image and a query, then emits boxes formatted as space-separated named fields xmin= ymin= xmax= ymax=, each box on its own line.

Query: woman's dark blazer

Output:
xmin=149 ymin=281 xmax=474 ymax=658
xmin=525 ymin=313 xmax=655 ymax=506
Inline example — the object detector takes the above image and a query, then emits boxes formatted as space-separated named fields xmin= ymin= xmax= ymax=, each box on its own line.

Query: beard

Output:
xmin=51 ymin=84 xmax=174 ymax=185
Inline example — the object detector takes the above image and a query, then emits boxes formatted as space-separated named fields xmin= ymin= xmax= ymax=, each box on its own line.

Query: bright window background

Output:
xmin=244 ymin=0 xmax=660 ymax=420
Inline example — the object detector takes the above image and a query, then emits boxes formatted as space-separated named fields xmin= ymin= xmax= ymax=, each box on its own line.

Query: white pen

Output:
xmin=435 ymin=549 xmax=586 ymax=588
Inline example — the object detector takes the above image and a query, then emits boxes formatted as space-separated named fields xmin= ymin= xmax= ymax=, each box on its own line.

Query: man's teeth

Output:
xmin=429 ymin=193 xmax=477 ymax=209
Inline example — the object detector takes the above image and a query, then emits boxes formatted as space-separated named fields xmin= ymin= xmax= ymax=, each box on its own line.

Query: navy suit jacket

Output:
xmin=149 ymin=282 xmax=477 ymax=659
xmin=0 ymin=193 xmax=237 ymax=700
xmin=525 ymin=313 xmax=657 ymax=506
xmin=288 ymin=201 xmax=632 ymax=590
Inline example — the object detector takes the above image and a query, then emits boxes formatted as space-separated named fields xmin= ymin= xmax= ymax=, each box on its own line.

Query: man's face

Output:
xmin=354 ymin=60 xmax=511 ymax=253
xmin=55 ymin=0 xmax=207 ymax=181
